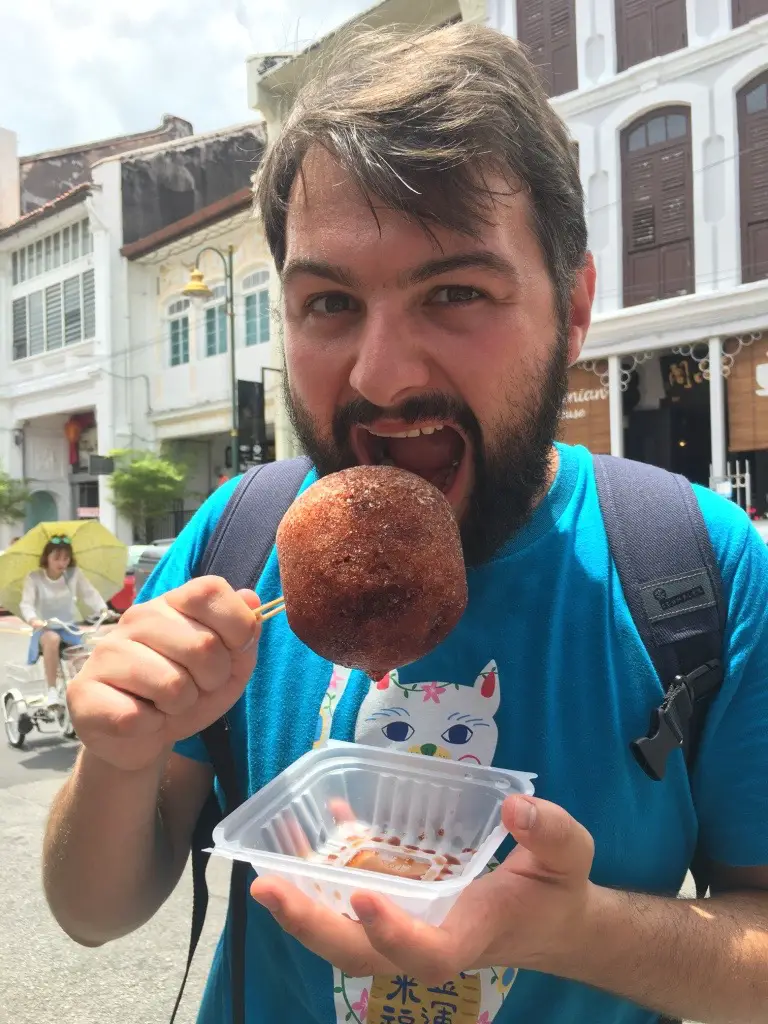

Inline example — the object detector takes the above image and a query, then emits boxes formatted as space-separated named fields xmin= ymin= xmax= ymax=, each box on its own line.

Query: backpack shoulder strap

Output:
xmin=171 ymin=456 xmax=311 ymax=1024
xmin=592 ymin=454 xmax=726 ymax=783
xmin=197 ymin=456 xmax=312 ymax=587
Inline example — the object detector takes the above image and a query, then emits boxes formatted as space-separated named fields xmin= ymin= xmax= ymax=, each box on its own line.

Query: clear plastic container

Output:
xmin=210 ymin=741 xmax=536 ymax=925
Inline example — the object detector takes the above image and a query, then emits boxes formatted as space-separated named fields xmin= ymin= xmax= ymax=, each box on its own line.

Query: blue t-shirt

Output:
xmin=138 ymin=444 xmax=768 ymax=1024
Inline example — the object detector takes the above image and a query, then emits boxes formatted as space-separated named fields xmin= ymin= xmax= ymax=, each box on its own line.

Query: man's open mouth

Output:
xmin=350 ymin=420 xmax=470 ymax=504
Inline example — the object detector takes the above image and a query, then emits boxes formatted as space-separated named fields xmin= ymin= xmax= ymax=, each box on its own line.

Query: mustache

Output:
xmin=331 ymin=392 xmax=483 ymax=450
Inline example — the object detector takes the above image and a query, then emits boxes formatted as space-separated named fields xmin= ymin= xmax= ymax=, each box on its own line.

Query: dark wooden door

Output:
xmin=626 ymin=408 xmax=673 ymax=471
xmin=516 ymin=0 xmax=578 ymax=96
xmin=615 ymin=0 xmax=687 ymax=73
xmin=732 ymin=0 xmax=768 ymax=28
xmin=622 ymin=108 xmax=694 ymax=306
xmin=738 ymin=72 xmax=768 ymax=283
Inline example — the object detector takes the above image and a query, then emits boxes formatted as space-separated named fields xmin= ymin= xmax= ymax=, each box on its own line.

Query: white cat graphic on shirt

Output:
xmin=315 ymin=659 xmax=519 ymax=1024
xmin=355 ymin=660 xmax=500 ymax=764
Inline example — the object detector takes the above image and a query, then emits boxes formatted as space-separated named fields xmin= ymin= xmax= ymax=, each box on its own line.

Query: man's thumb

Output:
xmin=226 ymin=589 xmax=262 ymax=677
xmin=238 ymin=588 xmax=264 ymax=613
xmin=500 ymin=796 xmax=595 ymax=881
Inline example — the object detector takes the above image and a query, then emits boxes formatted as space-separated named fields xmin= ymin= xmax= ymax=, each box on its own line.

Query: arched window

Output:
xmin=515 ymin=0 xmax=577 ymax=97
xmin=615 ymin=0 xmax=687 ymax=73
xmin=732 ymin=0 xmax=768 ymax=29
xmin=621 ymin=106 xmax=694 ymax=306
xmin=243 ymin=269 xmax=270 ymax=347
xmin=168 ymin=297 xmax=190 ymax=367
xmin=204 ymin=284 xmax=227 ymax=357
xmin=737 ymin=70 xmax=768 ymax=284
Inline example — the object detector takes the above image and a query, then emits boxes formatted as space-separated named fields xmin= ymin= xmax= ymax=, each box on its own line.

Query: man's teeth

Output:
xmin=365 ymin=424 xmax=446 ymax=439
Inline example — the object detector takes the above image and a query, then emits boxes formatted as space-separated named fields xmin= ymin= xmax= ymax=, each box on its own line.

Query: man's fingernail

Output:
xmin=355 ymin=897 xmax=377 ymax=924
xmin=514 ymin=798 xmax=537 ymax=830
xmin=254 ymin=892 xmax=280 ymax=913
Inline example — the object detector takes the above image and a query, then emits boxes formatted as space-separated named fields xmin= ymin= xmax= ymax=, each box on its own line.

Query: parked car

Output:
xmin=132 ymin=539 xmax=175 ymax=599
xmin=108 ymin=545 xmax=147 ymax=614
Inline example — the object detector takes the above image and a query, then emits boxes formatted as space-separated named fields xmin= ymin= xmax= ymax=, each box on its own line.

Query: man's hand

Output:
xmin=250 ymin=794 xmax=596 ymax=983
xmin=67 ymin=576 xmax=262 ymax=773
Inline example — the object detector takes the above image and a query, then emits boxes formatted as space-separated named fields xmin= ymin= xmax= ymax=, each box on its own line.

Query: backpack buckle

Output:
xmin=630 ymin=661 xmax=722 ymax=782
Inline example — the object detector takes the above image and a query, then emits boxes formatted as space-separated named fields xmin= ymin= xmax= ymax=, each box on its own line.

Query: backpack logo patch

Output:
xmin=641 ymin=570 xmax=715 ymax=623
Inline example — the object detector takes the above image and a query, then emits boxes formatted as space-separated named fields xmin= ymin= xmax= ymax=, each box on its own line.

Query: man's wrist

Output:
xmin=76 ymin=744 xmax=172 ymax=786
xmin=535 ymin=882 xmax=624 ymax=984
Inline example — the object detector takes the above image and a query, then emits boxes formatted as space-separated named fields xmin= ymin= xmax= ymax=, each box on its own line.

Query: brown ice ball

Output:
xmin=276 ymin=465 xmax=467 ymax=678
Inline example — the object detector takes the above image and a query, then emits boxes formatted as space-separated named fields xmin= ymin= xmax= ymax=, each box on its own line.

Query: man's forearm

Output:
xmin=553 ymin=884 xmax=768 ymax=1023
xmin=43 ymin=747 xmax=178 ymax=945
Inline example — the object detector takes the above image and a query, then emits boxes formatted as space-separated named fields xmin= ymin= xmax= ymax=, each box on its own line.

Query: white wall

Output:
xmin=0 ymin=127 xmax=20 ymax=229
xmin=128 ymin=218 xmax=280 ymax=452
xmin=485 ymin=1 xmax=768 ymax=325
xmin=0 ymin=165 xmax=132 ymax=543
xmin=89 ymin=159 xmax=132 ymax=540
xmin=23 ymin=415 xmax=71 ymax=523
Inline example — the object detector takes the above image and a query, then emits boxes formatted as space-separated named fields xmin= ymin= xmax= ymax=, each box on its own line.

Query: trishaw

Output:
xmin=2 ymin=612 xmax=113 ymax=748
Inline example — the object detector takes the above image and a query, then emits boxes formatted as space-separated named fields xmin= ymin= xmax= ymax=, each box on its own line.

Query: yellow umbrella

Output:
xmin=0 ymin=520 xmax=127 ymax=617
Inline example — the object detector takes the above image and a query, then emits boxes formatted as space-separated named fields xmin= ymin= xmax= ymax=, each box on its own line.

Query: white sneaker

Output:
xmin=45 ymin=687 xmax=63 ymax=708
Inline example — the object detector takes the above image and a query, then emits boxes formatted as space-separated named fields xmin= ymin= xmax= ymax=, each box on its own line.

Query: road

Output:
xmin=0 ymin=620 xmax=704 ymax=1024
xmin=0 ymin=619 xmax=228 ymax=1024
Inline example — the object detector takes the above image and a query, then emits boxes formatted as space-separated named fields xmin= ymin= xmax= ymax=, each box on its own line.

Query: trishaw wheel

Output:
xmin=4 ymin=694 xmax=26 ymax=749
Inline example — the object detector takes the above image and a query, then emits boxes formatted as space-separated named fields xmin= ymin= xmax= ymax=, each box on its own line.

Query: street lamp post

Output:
xmin=182 ymin=244 xmax=238 ymax=470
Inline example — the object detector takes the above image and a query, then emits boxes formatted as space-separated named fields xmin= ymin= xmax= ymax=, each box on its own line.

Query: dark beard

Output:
xmin=283 ymin=331 xmax=569 ymax=565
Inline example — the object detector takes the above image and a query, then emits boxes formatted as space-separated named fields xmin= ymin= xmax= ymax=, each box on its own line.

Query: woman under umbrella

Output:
xmin=19 ymin=535 xmax=107 ymax=707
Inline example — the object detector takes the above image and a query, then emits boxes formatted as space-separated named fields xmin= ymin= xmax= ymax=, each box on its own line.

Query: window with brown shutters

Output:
xmin=615 ymin=0 xmax=688 ymax=73
xmin=732 ymin=0 xmax=768 ymax=28
xmin=738 ymin=71 xmax=768 ymax=284
xmin=516 ymin=0 xmax=578 ymax=97
xmin=621 ymin=107 xmax=694 ymax=306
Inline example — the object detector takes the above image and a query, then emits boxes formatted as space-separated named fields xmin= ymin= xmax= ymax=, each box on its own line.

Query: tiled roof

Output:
xmin=120 ymin=187 xmax=253 ymax=260
xmin=0 ymin=182 xmax=90 ymax=240
xmin=18 ymin=115 xmax=193 ymax=165
xmin=102 ymin=121 xmax=263 ymax=168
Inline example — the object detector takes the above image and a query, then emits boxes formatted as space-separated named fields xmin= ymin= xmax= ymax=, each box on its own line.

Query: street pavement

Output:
xmin=0 ymin=620 xmax=702 ymax=1024
xmin=0 ymin=619 xmax=229 ymax=1024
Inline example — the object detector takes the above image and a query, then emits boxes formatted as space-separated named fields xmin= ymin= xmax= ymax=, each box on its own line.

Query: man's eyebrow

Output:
xmin=281 ymin=258 xmax=360 ymax=289
xmin=402 ymin=251 xmax=520 ymax=286
xmin=280 ymin=251 xmax=520 ymax=290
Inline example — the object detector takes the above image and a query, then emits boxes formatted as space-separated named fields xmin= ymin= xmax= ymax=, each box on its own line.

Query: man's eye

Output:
xmin=307 ymin=294 xmax=355 ymax=314
xmin=431 ymin=285 xmax=483 ymax=305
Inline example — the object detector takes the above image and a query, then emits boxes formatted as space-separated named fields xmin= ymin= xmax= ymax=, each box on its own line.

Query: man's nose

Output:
xmin=348 ymin=309 xmax=430 ymax=408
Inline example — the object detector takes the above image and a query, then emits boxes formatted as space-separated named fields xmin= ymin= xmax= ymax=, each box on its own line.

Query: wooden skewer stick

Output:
xmin=258 ymin=598 xmax=285 ymax=622
xmin=258 ymin=596 xmax=285 ymax=614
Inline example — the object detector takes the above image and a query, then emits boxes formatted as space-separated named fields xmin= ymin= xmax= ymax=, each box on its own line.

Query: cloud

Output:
xmin=0 ymin=0 xmax=369 ymax=154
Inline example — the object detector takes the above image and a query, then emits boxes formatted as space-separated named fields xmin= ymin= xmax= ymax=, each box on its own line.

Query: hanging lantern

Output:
xmin=64 ymin=417 xmax=82 ymax=465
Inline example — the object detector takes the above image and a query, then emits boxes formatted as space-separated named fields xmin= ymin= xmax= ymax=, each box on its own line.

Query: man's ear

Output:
xmin=568 ymin=252 xmax=596 ymax=366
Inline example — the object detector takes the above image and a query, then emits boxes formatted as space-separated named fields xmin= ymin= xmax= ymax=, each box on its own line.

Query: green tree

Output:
xmin=0 ymin=467 xmax=30 ymax=525
xmin=109 ymin=449 xmax=187 ymax=542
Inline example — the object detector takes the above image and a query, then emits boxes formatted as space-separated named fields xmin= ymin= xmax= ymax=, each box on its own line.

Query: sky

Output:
xmin=0 ymin=0 xmax=371 ymax=156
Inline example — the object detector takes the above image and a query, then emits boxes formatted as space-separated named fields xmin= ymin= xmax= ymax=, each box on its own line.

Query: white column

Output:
xmin=708 ymin=336 xmax=727 ymax=482
xmin=96 ymin=388 xmax=119 ymax=537
xmin=267 ymin=262 xmax=297 ymax=463
xmin=608 ymin=355 xmax=624 ymax=458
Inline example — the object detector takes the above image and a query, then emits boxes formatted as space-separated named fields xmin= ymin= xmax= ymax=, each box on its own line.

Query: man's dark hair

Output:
xmin=255 ymin=21 xmax=587 ymax=323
